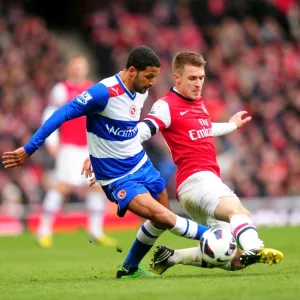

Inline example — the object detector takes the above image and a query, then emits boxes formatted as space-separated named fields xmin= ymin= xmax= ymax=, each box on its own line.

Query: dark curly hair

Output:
xmin=126 ymin=46 xmax=161 ymax=71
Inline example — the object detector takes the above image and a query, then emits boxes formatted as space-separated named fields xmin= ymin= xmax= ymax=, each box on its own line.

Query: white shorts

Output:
xmin=178 ymin=171 xmax=239 ymax=230
xmin=55 ymin=145 xmax=90 ymax=186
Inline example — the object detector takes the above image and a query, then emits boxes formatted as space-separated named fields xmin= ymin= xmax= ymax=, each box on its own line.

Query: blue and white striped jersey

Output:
xmin=24 ymin=73 xmax=149 ymax=185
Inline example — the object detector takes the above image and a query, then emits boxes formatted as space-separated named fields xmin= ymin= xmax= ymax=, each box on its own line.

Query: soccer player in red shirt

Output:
xmin=136 ymin=51 xmax=283 ymax=273
xmin=84 ymin=51 xmax=283 ymax=273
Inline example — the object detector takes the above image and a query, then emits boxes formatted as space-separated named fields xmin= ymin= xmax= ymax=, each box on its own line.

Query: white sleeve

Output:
xmin=137 ymin=122 xmax=152 ymax=143
xmin=49 ymin=83 xmax=68 ymax=107
xmin=138 ymin=100 xmax=171 ymax=143
xmin=42 ymin=105 xmax=60 ymax=146
xmin=212 ymin=122 xmax=237 ymax=136
xmin=42 ymin=83 xmax=67 ymax=146
xmin=144 ymin=100 xmax=171 ymax=130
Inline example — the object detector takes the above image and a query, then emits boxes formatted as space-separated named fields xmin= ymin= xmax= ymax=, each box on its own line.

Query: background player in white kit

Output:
xmin=37 ymin=54 xmax=117 ymax=248
xmin=134 ymin=51 xmax=283 ymax=273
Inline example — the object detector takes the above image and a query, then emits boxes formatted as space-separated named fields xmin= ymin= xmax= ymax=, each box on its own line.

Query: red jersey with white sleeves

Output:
xmin=144 ymin=88 xmax=220 ymax=190
xmin=49 ymin=80 xmax=93 ymax=146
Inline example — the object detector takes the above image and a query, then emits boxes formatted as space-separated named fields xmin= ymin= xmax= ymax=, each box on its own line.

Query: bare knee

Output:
xmin=127 ymin=193 xmax=177 ymax=229
xmin=228 ymin=206 xmax=251 ymax=220
xmin=215 ymin=196 xmax=251 ymax=222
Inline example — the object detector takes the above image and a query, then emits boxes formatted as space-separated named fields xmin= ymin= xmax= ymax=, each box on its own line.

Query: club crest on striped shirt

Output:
xmin=129 ymin=105 xmax=137 ymax=118
xmin=117 ymin=189 xmax=126 ymax=199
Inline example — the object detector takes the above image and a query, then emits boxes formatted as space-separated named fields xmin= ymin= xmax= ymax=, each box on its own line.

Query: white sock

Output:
xmin=230 ymin=214 xmax=261 ymax=250
xmin=37 ymin=189 xmax=63 ymax=237
xmin=168 ymin=247 xmax=226 ymax=270
xmin=136 ymin=220 xmax=165 ymax=245
xmin=86 ymin=192 xmax=106 ymax=239
xmin=168 ymin=247 xmax=237 ymax=271
xmin=168 ymin=247 xmax=202 ymax=267
xmin=169 ymin=216 xmax=208 ymax=240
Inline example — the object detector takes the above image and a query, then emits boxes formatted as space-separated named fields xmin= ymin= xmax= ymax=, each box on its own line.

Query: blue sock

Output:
xmin=122 ymin=239 xmax=152 ymax=272
xmin=122 ymin=221 xmax=165 ymax=272
xmin=195 ymin=223 xmax=209 ymax=239
xmin=169 ymin=216 xmax=209 ymax=240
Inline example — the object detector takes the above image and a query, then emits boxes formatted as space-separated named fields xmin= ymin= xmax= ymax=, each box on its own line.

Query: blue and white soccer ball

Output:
xmin=199 ymin=228 xmax=237 ymax=266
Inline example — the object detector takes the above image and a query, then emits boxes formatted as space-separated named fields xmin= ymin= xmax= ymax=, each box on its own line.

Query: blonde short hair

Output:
xmin=172 ymin=51 xmax=206 ymax=74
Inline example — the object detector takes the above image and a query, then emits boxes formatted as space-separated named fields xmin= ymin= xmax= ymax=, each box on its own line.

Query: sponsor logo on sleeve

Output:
xmin=76 ymin=91 xmax=93 ymax=105
xmin=111 ymin=87 xmax=119 ymax=95
xmin=149 ymin=105 xmax=160 ymax=115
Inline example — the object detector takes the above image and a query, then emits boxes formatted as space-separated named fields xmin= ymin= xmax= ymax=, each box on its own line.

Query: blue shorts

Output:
xmin=102 ymin=159 xmax=166 ymax=217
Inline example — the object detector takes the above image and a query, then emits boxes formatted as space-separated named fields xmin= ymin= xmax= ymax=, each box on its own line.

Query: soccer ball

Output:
xmin=199 ymin=228 xmax=237 ymax=266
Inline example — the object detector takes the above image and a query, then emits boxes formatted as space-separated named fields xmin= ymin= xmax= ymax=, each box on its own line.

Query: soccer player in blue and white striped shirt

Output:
xmin=3 ymin=46 xmax=213 ymax=278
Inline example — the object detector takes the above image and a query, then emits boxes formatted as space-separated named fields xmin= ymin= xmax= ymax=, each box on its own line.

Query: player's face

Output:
xmin=131 ymin=66 xmax=160 ymax=94
xmin=67 ymin=57 xmax=89 ymax=81
xmin=174 ymin=64 xmax=205 ymax=101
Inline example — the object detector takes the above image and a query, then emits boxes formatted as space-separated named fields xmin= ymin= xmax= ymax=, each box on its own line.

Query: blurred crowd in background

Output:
xmin=0 ymin=2 xmax=65 ymax=216
xmin=0 ymin=0 xmax=300 ymax=217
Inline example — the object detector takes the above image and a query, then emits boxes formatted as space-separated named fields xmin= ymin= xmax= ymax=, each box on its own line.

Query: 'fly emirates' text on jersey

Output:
xmin=144 ymin=88 xmax=220 ymax=190
xmin=24 ymin=74 xmax=148 ymax=186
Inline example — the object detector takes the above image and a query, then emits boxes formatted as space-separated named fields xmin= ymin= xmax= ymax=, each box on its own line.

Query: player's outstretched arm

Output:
xmin=2 ymin=147 xmax=29 ymax=168
xmin=212 ymin=111 xmax=251 ymax=137
xmin=1 ymin=104 xmax=75 ymax=167
xmin=2 ymin=83 xmax=109 ymax=167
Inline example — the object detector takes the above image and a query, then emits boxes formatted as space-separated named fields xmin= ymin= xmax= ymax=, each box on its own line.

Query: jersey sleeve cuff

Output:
xmin=228 ymin=122 xmax=238 ymax=130
xmin=24 ymin=143 xmax=35 ymax=156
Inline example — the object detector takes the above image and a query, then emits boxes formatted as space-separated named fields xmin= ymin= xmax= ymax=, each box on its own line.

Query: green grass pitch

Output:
xmin=0 ymin=227 xmax=299 ymax=300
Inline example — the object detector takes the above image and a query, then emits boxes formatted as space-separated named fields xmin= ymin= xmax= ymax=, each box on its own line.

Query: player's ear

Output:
xmin=173 ymin=72 xmax=180 ymax=83
xmin=128 ymin=66 xmax=137 ymax=78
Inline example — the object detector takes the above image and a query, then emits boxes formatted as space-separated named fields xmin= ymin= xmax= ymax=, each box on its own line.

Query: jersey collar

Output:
xmin=115 ymin=73 xmax=136 ymax=100
xmin=170 ymin=87 xmax=199 ymax=102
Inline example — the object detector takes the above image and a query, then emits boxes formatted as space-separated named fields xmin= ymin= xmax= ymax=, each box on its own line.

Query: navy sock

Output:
xmin=122 ymin=221 xmax=165 ymax=272
xmin=122 ymin=239 xmax=152 ymax=272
